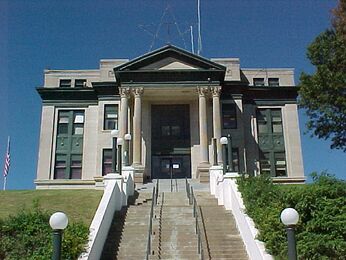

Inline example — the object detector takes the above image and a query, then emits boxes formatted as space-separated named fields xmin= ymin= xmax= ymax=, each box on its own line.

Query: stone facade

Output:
xmin=35 ymin=45 xmax=305 ymax=189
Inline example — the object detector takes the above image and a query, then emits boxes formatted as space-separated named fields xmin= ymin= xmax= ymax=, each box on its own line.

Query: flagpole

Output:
xmin=3 ymin=136 xmax=10 ymax=191
xmin=3 ymin=176 xmax=6 ymax=191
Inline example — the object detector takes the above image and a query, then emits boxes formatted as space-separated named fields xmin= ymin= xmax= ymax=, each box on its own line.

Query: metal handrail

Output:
xmin=155 ymin=179 xmax=159 ymax=205
xmin=185 ymin=177 xmax=191 ymax=203
xmin=146 ymin=186 xmax=156 ymax=260
xmin=190 ymin=186 xmax=205 ymax=260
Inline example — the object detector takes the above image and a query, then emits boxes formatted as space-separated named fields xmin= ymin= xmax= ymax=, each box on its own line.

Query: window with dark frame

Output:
xmin=257 ymin=108 xmax=286 ymax=177
xmin=102 ymin=149 xmax=113 ymax=176
xmin=253 ymin=78 xmax=265 ymax=87
xmin=268 ymin=78 xmax=279 ymax=87
xmin=104 ymin=105 xmax=118 ymax=130
xmin=222 ymin=103 xmax=237 ymax=129
xmin=59 ymin=79 xmax=71 ymax=88
xmin=75 ymin=79 xmax=86 ymax=88
xmin=54 ymin=110 xmax=84 ymax=179
xmin=274 ymin=152 xmax=286 ymax=176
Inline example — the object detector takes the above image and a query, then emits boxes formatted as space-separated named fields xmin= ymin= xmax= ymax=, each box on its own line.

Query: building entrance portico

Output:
xmin=151 ymin=104 xmax=191 ymax=179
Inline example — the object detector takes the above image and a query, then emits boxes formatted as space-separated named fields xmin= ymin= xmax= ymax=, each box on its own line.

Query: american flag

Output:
xmin=3 ymin=137 xmax=10 ymax=178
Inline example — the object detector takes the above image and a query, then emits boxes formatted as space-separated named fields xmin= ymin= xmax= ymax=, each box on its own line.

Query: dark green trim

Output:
xmin=37 ymin=87 xmax=97 ymax=101
xmin=251 ymin=100 xmax=297 ymax=105
xmin=42 ymin=101 xmax=98 ymax=106
xmin=115 ymin=70 xmax=225 ymax=84
xmin=92 ymin=82 xmax=119 ymax=96
xmin=98 ymin=96 xmax=121 ymax=101
xmin=120 ymin=82 xmax=221 ymax=88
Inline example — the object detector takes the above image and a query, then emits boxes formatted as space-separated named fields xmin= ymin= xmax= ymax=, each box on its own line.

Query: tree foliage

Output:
xmin=0 ymin=206 xmax=89 ymax=260
xmin=299 ymin=0 xmax=346 ymax=151
xmin=237 ymin=173 xmax=346 ymax=259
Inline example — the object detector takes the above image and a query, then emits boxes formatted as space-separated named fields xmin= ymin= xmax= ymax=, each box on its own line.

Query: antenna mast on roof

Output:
xmin=138 ymin=3 xmax=189 ymax=52
xmin=190 ymin=25 xmax=195 ymax=54
xmin=197 ymin=0 xmax=202 ymax=55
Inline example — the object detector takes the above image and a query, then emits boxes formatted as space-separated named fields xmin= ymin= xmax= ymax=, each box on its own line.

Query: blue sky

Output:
xmin=0 ymin=0 xmax=345 ymax=190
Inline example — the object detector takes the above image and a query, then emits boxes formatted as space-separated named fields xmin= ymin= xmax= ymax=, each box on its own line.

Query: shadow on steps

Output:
xmin=100 ymin=191 xmax=140 ymax=260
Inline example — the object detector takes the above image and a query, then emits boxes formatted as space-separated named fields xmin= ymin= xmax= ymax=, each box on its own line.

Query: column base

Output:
xmin=132 ymin=165 xmax=145 ymax=184
xmin=198 ymin=163 xmax=210 ymax=183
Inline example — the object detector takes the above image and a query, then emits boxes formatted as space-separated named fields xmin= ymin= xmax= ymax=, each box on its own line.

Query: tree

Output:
xmin=299 ymin=0 xmax=346 ymax=151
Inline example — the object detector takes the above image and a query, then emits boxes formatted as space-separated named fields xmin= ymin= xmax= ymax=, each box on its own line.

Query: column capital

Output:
xmin=211 ymin=86 xmax=222 ymax=97
xmin=119 ymin=87 xmax=131 ymax=98
xmin=197 ymin=86 xmax=209 ymax=97
xmin=132 ymin=87 xmax=144 ymax=97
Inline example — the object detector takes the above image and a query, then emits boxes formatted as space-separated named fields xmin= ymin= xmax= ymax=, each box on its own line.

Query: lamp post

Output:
xmin=212 ymin=138 xmax=218 ymax=166
xmin=220 ymin=137 xmax=228 ymax=175
xmin=124 ymin=133 xmax=131 ymax=166
xmin=117 ymin=137 xmax=124 ymax=175
xmin=111 ymin=130 xmax=119 ymax=173
xmin=49 ymin=212 xmax=68 ymax=260
xmin=227 ymin=134 xmax=234 ymax=172
xmin=280 ymin=208 xmax=299 ymax=260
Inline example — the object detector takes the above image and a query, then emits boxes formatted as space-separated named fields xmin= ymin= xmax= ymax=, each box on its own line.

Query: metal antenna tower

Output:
xmin=138 ymin=3 xmax=191 ymax=52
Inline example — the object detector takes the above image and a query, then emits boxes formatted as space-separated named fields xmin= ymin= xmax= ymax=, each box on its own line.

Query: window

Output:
xmin=161 ymin=125 xmax=181 ymax=137
xmin=222 ymin=103 xmax=237 ymax=129
xmin=268 ymin=78 xmax=279 ymax=87
xmin=274 ymin=152 xmax=286 ymax=176
xmin=54 ymin=110 xmax=84 ymax=179
xmin=102 ymin=149 xmax=113 ymax=176
xmin=253 ymin=78 xmax=265 ymax=87
xmin=259 ymin=152 xmax=286 ymax=177
xmin=70 ymin=155 xmax=82 ymax=179
xmin=54 ymin=155 xmax=67 ymax=179
xmin=257 ymin=111 xmax=268 ymax=134
xmin=59 ymin=79 xmax=71 ymax=88
xmin=259 ymin=152 xmax=271 ymax=176
xmin=73 ymin=112 xmax=85 ymax=135
xmin=257 ymin=109 xmax=283 ymax=135
xmin=104 ymin=105 xmax=118 ymax=130
xmin=75 ymin=79 xmax=86 ymax=88
xmin=271 ymin=110 xmax=283 ymax=133
xmin=257 ymin=108 xmax=286 ymax=177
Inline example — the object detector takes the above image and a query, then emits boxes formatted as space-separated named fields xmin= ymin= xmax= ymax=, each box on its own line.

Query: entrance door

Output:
xmin=151 ymin=105 xmax=191 ymax=179
xmin=152 ymin=155 xmax=191 ymax=179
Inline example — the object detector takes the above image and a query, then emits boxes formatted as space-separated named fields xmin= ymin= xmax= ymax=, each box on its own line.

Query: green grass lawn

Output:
xmin=0 ymin=190 xmax=103 ymax=225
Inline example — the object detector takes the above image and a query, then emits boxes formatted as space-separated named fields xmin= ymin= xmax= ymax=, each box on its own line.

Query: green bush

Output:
xmin=0 ymin=207 xmax=89 ymax=260
xmin=237 ymin=173 xmax=346 ymax=259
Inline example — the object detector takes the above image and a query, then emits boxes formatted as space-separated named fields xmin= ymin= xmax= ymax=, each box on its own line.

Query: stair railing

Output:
xmin=155 ymin=179 xmax=159 ymax=205
xmin=146 ymin=186 xmax=156 ymax=260
xmin=190 ymin=186 xmax=205 ymax=260
xmin=185 ymin=177 xmax=191 ymax=204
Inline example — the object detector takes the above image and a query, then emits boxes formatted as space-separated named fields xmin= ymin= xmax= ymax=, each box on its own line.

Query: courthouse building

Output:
xmin=35 ymin=45 xmax=305 ymax=189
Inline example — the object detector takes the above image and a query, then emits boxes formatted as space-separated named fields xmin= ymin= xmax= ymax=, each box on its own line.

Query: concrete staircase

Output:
xmin=196 ymin=191 xmax=249 ymax=260
xmin=100 ymin=191 xmax=152 ymax=260
xmin=151 ymin=192 xmax=200 ymax=260
xmin=100 ymin=179 xmax=248 ymax=260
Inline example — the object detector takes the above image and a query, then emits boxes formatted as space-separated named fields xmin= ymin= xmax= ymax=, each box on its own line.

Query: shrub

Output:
xmin=0 ymin=206 xmax=89 ymax=260
xmin=237 ymin=172 xmax=346 ymax=259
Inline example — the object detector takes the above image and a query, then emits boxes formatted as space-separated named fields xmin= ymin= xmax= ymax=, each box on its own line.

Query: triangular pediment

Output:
xmin=143 ymin=57 xmax=199 ymax=70
xmin=114 ymin=45 xmax=226 ymax=84
xmin=114 ymin=45 xmax=226 ymax=71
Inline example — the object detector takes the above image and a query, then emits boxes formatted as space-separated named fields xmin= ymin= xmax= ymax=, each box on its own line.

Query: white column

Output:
xmin=119 ymin=87 xmax=130 ymax=138
xmin=132 ymin=87 xmax=143 ymax=166
xmin=211 ymin=86 xmax=222 ymax=164
xmin=197 ymin=86 xmax=209 ymax=165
